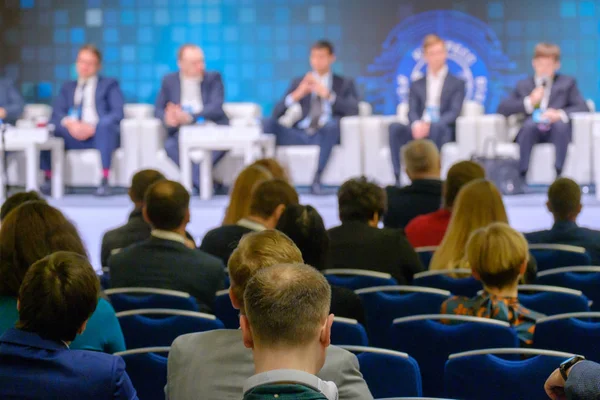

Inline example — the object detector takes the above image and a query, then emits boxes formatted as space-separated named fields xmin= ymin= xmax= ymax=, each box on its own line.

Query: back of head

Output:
xmin=228 ymin=230 xmax=303 ymax=313
xmin=430 ymin=179 xmax=508 ymax=270
xmin=251 ymin=158 xmax=289 ymax=182
xmin=144 ymin=180 xmax=190 ymax=230
xmin=338 ymin=177 xmax=386 ymax=223
xmin=129 ymin=169 xmax=166 ymax=204
xmin=223 ymin=164 xmax=273 ymax=225
xmin=17 ymin=251 xmax=99 ymax=342
xmin=244 ymin=263 xmax=331 ymax=347
xmin=466 ymin=223 xmax=529 ymax=289
xmin=0 ymin=191 xmax=45 ymax=222
xmin=0 ymin=202 xmax=87 ymax=297
xmin=275 ymin=204 xmax=329 ymax=270
xmin=249 ymin=179 xmax=299 ymax=220
xmin=444 ymin=161 xmax=486 ymax=208
xmin=403 ymin=139 xmax=440 ymax=178
xmin=547 ymin=177 xmax=581 ymax=221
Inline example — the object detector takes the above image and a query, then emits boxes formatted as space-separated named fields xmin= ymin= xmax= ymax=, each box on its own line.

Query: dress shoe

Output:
xmin=40 ymin=179 xmax=52 ymax=196
xmin=310 ymin=180 xmax=324 ymax=195
xmin=95 ymin=178 xmax=111 ymax=197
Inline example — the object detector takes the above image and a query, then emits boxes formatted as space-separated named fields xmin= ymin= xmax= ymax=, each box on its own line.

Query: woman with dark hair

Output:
xmin=0 ymin=201 xmax=125 ymax=353
xmin=276 ymin=204 xmax=366 ymax=325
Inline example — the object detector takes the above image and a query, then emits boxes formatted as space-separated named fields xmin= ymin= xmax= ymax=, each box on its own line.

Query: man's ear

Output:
xmin=546 ymin=200 xmax=553 ymax=214
xmin=471 ymin=268 xmax=481 ymax=282
xmin=142 ymin=206 xmax=151 ymax=225
xmin=519 ymin=260 xmax=528 ymax=276
xmin=576 ymin=203 xmax=583 ymax=217
xmin=273 ymin=204 xmax=286 ymax=223
xmin=184 ymin=207 xmax=191 ymax=225
xmin=77 ymin=320 xmax=89 ymax=335
xmin=320 ymin=314 xmax=335 ymax=348
xmin=16 ymin=299 xmax=20 ymax=312
xmin=240 ymin=315 xmax=254 ymax=349
xmin=229 ymin=286 xmax=241 ymax=310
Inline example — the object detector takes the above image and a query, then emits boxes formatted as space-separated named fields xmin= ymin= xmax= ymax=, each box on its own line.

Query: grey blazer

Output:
xmin=166 ymin=329 xmax=373 ymax=400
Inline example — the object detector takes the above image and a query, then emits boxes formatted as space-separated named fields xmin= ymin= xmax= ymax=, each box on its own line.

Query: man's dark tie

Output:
xmin=307 ymin=94 xmax=322 ymax=135
xmin=77 ymin=81 xmax=88 ymax=121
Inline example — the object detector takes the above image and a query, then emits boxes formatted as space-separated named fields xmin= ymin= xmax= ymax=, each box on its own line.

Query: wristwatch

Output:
xmin=560 ymin=355 xmax=586 ymax=381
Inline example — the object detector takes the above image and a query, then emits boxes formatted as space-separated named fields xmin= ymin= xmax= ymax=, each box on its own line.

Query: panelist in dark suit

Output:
xmin=0 ymin=77 xmax=24 ymax=124
xmin=389 ymin=34 xmax=465 ymax=186
xmin=264 ymin=40 xmax=359 ymax=194
xmin=43 ymin=44 xmax=124 ymax=197
xmin=0 ymin=252 xmax=137 ymax=399
xmin=498 ymin=43 xmax=588 ymax=179
xmin=109 ymin=180 xmax=225 ymax=313
xmin=155 ymin=44 xmax=229 ymax=189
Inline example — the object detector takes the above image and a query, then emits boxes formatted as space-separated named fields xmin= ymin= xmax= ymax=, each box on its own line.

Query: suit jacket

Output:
xmin=101 ymin=208 xmax=151 ymax=267
xmin=51 ymin=76 xmax=125 ymax=130
xmin=0 ymin=328 xmax=138 ymax=399
xmin=408 ymin=73 xmax=466 ymax=126
xmin=109 ymin=236 xmax=225 ymax=313
xmin=166 ymin=329 xmax=373 ymax=400
xmin=565 ymin=360 xmax=600 ymax=400
xmin=0 ymin=78 xmax=24 ymax=123
xmin=272 ymin=74 xmax=359 ymax=123
xmin=497 ymin=74 xmax=588 ymax=117
xmin=199 ymin=224 xmax=255 ymax=266
xmin=154 ymin=71 xmax=229 ymax=127
xmin=384 ymin=179 xmax=443 ymax=229
xmin=327 ymin=221 xmax=425 ymax=285
xmin=525 ymin=221 xmax=600 ymax=265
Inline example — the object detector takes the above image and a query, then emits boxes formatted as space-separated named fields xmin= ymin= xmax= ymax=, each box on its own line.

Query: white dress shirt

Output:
xmin=285 ymin=71 xmax=335 ymax=129
xmin=151 ymin=229 xmax=186 ymax=244
xmin=524 ymin=76 xmax=569 ymax=122
xmin=180 ymin=74 xmax=203 ymax=114
xmin=74 ymin=75 xmax=99 ymax=125
xmin=422 ymin=65 xmax=448 ymax=122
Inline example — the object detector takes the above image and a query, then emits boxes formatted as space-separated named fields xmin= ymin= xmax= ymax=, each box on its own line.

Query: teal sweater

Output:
xmin=0 ymin=296 xmax=125 ymax=353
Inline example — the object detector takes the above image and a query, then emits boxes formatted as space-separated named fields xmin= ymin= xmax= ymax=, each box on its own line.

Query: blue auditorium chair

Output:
xmin=415 ymin=246 xmax=438 ymax=268
xmin=355 ymin=286 xmax=451 ymax=348
xmin=517 ymin=285 xmax=590 ymax=315
xmin=412 ymin=269 xmax=482 ymax=297
xmin=115 ymin=347 xmax=169 ymax=400
xmin=534 ymin=312 xmax=600 ymax=362
xmin=213 ymin=289 xmax=239 ymax=329
xmin=537 ymin=266 xmax=600 ymax=311
xmin=331 ymin=317 xmax=369 ymax=346
xmin=104 ymin=287 xmax=199 ymax=312
xmin=529 ymin=244 xmax=591 ymax=272
xmin=340 ymin=345 xmax=422 ymax=399
xmin=444 ymin=348 xmax=575 ymax=400
xmin=322 ymin=269 xmax=398 ymax=290
xmin=116 ymin=309 xmax=224 ymax=349
xmin=390 ymin=315 xmax=519 ymax=398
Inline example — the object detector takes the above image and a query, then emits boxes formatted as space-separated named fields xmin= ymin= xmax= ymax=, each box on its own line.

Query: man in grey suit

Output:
xmin=0 ymin=77 xmax=25 ymax=124
xmin=166 ymin=230 xmax=373 ymax=400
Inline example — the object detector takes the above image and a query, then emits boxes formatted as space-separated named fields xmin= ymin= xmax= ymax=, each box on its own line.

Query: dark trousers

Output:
xmin=389 ymin=122 xmax=452 ymax=176
xmin=41 ymin=123 xmax=120 ymax=171
xmin=516 ymin=118 xmax=571 ymax=175
xmin=263 ymin=117 xmax=340 ymax=177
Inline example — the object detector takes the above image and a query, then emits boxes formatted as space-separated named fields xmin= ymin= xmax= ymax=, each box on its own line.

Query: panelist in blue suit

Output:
xmin=388 ymin=35 xmax=465 ymax=187
xmin=498 ymin=43 xmax=588 ymax=180
xmin=0 ymin=251 xmax=138 ymax=399
xmin=0 ymin=77 xmax=24 ymax=124
xmin=264 ymin=40 xmax=359 ymax=194
xmin=42 ymin=44 xmax=124 ymax=197
xmin=155 ymin=44 xmax=229 ymax=190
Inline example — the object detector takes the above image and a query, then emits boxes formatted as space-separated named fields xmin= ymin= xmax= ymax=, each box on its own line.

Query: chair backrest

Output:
xmin=534 ymin=312 xmax=600 ymax=362
xmin=358 ymin=101 xmax=373 ymax=116
xmin=444 ymin=348 xmax=575 ymax=400
xmin=340 ymin=346 xmax=422 ymax=399
xmin=223 ymin=102 xmax=262 ymax=120
xmin=116 ymin=308 xmax=224 ymax=349
xmin=517 ymin=284 xmax=590 ymax=315
xmin=412 ymin=269 xmax=482 ymax=297
xmin=537 ymin=266 xmax=600 ymax=311
xmin=322 ymin=269 xmax=398 ymax=291
xmin=529 ymin=244 xmax=591 ymax=272
xmin=104 ymin=287 xmax=199 ymax=312
xmin=115 ymin=347 xmax=169 ymax=400
xmin=331 ymin=317 xmax=369 ymax=346
xmin=22 ymin=104 xmax=52 ymax=120
xmin=124 ymin=103 xmax=154 ymax=119
xmin=390 ymin=315 xmax=519 ymax=398
xmin=415 ymin=247 xmax=438 ymax=268
xmin=356 ymin=286 xmax=451 ymax=348
xmin=213 ymin=289 xmax=239 ymax=329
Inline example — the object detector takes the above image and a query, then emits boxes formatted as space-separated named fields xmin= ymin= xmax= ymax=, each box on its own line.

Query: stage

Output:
xmin=46 ymin=192 xmax=600 ymax=272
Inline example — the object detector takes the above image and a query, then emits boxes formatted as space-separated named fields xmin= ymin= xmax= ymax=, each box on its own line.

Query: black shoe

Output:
xmin=95 ymin=178 xmax=111 ymax=197
xmin=556 ymin=169 xmax=563 ymax=178
xmin=40 ymin=179 xmax=51 ymax=196
xmin=310 ymin=181 xmax=324 ymax=195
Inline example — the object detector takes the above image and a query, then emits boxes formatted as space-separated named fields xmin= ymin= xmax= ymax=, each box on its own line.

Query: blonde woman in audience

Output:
xmin=222 ymin=163 xmax=274 ymax=225
xmin=252 ymin=158 xmax=290 ymax=182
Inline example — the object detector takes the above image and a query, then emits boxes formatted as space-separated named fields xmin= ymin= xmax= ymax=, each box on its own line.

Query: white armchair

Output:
xmin=362 ymin=101 xmax=484 ymax=185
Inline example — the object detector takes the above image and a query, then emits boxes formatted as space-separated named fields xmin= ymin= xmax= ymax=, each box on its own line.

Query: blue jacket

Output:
xmin=154 ymin=71 xmax=229 ymax=126
xmin=408 ymin=73 xmax=466 ymax=126
xmin=565 ymin=360 xmax=600 ymax=400
xmin=0 ymin=328 xmax=138 ymax=399
xmin=0 ymin=77 xmax=25 ymax=123
xmin=50 ymin=76 xmax=125 ymax=130
xmin=525 ymin=221 xmax=600 ymax=265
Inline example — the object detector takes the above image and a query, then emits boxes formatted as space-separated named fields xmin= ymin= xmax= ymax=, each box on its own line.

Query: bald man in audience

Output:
xmin=384 ymin=139 xmax=442 ymax=229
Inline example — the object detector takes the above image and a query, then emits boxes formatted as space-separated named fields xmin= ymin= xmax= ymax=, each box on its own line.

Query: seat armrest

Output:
xmin=139 ymin=118 xmax=167 ymax=167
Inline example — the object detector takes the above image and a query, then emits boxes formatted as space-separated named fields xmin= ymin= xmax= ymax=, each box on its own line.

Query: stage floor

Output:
xmin=45 ymin=193 xmax=600 ymax=272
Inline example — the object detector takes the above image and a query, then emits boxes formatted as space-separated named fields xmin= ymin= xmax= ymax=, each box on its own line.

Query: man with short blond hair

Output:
xmin=167 ymin=230 xmax=373 ymax=400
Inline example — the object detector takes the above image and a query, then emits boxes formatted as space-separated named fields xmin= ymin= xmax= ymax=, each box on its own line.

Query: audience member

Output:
xmin=441 ymin=223 xmax=544 ymax=346
xmin=276 ymin=204 xmax=366 ymax=325
xmin=545 ymin=358 xmax=599 ymax=399
xmin=327 ymin=177 xmax=424 ymax=284
xmin=0 ymin=190 xmax=45 ymax=222
xmin=201 ymin=179 xmax=299 ymax=265
xmin=526 ymin=177 xmax=600 ymax=264
xmin=241 ymin=263 xmax=337 ymax=400
xmin=0 ymin=201 xmax=125 ymax=353
xmin=384 ymin=139 xmax=442 ymax=229
xmin=109 ymin=180 xmax=225 ymax=312
xmin=0 ymin=251 xmax=138 ymax=399
xmin=167 ymin=230 xmax=373 ymax=400
xmin=222 ymin=164 xmax=274 ymax=225
xmin=252 ymin=158 xmax=290 ymax=182
xmin=405 ymin=160 xmax=485 ymax=248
